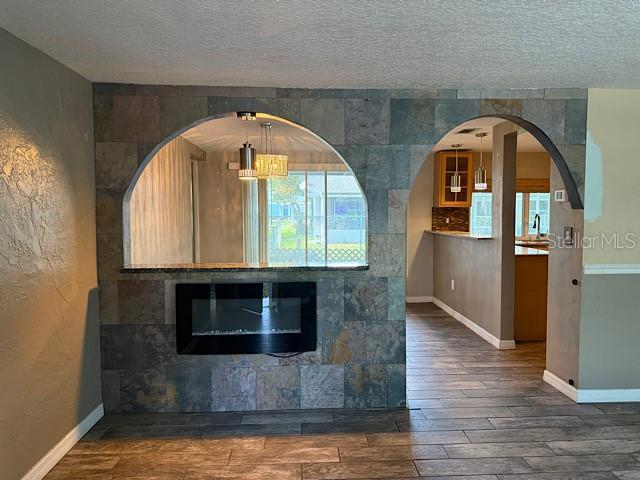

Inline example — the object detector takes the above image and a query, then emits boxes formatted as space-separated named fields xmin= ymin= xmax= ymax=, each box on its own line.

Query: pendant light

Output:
xmin=238 ymin=112 xmax=257 ymax=180
xmin=474 ymin=132 xmax=488 ymax=190
xmin=256 ymin=122 xmax=288 ymax=178
xmin=450 ymin=143 xmax=462 ymax=193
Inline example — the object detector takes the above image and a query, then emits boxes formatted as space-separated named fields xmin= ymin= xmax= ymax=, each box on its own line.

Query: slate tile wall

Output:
xmin=94 ymin=84 xmax=587 ymax=412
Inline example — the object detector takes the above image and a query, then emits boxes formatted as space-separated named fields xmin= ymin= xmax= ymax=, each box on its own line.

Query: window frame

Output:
xmin=266 ymin=170 xmax=367 ymax=266
xmin=470 ymin=191 xmax=551 ymax=239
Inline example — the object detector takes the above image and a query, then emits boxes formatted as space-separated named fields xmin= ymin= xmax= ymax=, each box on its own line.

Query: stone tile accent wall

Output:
xmin=431 ymin=207 xmax=470 ymax=231
xmin=94 ymin=84 xmax=587 ymax=412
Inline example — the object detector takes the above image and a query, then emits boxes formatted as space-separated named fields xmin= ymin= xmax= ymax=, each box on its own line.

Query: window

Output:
xmin=517 ymin=192 xmax=551 ymax=238
xmin=326 ymin=172 xmax=367 ymax=264
xmin=267 ymin=173 xmax=306 ymax=265
xmin=470 ymin=191 xmax=551 ymax=238
xmin=267 ymin=171 xmax=366 ymax=265
xmin=527 ymin=192 xmax=550 ymax=236
xmin=470 ymin=192 xmax=492 ymax=237
xmin=515 ymin=193 xmax=523 ymax=237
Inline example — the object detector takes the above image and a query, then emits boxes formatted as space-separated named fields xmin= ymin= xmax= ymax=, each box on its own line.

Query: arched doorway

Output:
xmin=406 ymin=115 xmax=583 ymax=404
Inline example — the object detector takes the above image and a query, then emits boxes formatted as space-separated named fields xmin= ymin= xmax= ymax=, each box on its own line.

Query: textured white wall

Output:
xmin=0 ymin=29 xmax=100 ymax=480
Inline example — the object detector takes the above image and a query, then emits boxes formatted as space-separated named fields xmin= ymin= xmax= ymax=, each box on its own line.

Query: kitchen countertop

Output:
xmin=427 ymin=231 xmax=547 ymax=256
xmin=427 ymin=230 xmax=493 ymax=240
xmin=515 ymin=240 xmax=550 ymax=248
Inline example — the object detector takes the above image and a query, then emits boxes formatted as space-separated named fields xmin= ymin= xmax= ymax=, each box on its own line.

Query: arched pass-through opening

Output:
xmin=406 ymin=114 xmax=584 ymax=404
xmin=122 ymin=112 xmax=368 ymax=267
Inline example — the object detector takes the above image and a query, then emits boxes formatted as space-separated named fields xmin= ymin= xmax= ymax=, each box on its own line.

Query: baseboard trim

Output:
xmin=432 ymin=297 xmax=515 ymax=350
xmin=21 ymin=403 xmax=104 ymax=480
xmin=577 ymin=388 xmax=640 ymax=403
xmin=584 ymin=264 xmax=640 ymax=275
xmin=406 ymin=296 xmax=434 ymax=303
xmin=542 ymin=370 xmax=640 ymax=403
xmin=543 ymin=370 xmax=578 ymax=401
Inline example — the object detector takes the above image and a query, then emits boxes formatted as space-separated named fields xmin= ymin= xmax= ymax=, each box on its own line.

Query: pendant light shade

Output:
xmin=474 ymin=132 xmax=488 ymax=190
xmin=450 ymin=144 xmax=462 ymax=193
xmin=238 ymin=142 xmax=257 ymax=180
xmin=256 ymin=123 xmax=288 ymax=179
xmin=238 ymin=112 xmax=257 ymax=180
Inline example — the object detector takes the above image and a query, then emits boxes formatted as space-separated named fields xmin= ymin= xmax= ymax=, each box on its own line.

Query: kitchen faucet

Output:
xmin=532 ymin=213 xmax=541 ymax=240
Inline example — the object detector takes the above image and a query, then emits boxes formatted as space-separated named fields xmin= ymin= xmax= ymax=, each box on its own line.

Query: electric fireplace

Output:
xmin=175 ymin=282 xmax=316 ymax=354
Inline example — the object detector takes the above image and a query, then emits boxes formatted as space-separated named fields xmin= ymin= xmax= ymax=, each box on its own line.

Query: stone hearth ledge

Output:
xmin=122 ymin=263 xmax=369 ymax=273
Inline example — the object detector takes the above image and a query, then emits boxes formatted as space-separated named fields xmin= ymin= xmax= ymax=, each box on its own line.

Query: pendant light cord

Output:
xmin=455 ymin=145 xmax=459 ymax=174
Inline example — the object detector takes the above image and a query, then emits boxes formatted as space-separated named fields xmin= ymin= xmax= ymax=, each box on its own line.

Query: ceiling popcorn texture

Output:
xmin=1 ymin=0 xmax=639 ymax=89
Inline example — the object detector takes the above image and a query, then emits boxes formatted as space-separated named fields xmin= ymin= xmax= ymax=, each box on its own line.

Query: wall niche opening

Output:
xmin=123 ymin=112 xmax=368 ymax=269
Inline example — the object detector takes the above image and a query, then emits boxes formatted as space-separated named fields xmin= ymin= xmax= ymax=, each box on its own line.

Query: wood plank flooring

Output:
xmin=45 ymin=302 xmax=640 ymax=479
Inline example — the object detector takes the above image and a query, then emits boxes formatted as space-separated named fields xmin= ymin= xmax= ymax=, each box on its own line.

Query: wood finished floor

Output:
xmin=46 ymin=303 xmax=640 ymax=479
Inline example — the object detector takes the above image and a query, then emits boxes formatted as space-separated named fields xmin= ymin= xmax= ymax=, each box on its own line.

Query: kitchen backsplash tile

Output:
xmin=432 ymin=207 xmax=469 ymax=231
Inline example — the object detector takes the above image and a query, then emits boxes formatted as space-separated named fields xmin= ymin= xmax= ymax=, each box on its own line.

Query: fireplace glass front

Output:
xmin=176 ymin=282 xmax=316 ymax=355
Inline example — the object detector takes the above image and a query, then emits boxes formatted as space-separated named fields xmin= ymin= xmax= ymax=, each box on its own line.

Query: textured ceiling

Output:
xmin=435 ymin=118 xmax=545 ymax=153
xmin=182 ymin=114 xmax=338 ymax=156
xmin=1 ymin=1 xmax=640 ymax=88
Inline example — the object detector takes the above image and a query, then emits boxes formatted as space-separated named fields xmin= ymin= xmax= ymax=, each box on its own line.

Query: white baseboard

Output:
xmin=432 ymin=297 xmax=515 ymax=350
xmin=584 ymin=263 xmax=640 ymax=275
xmin=576 ymin=388 xmax=640 ymax=403
xmin=543 ymin=370 xmax=640 ymax=403
xmin=21 ymin=403 xmax=104 ymax=480
xmin=543 ymin=370 xmax=578 ymax=401
xmin=406 ymin=296 xmax=433 ymax=303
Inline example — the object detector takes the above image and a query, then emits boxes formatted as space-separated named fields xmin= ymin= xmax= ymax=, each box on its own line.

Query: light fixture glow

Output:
xmin=256 ymin=122 xmax=288 ymax=178
xmin=450 ymin=143 xmax=462 ymax=193
xmin=474 ymin=132 xmax=488 ymax=190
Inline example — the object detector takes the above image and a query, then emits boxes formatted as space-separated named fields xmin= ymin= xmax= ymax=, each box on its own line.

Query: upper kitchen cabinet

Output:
xmin=436 ymin=150 xmax=473 ymax=207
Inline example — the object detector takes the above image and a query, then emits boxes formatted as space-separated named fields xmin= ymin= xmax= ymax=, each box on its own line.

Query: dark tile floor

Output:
xmin=46 ymin=303 xmax=640 ymax=479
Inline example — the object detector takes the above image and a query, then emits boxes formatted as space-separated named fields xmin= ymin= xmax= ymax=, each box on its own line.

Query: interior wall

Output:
xmin=433 ymin=235 xmax=500 ymax=334
xmin=0 ymin=29 xmax=100 ymax=479
xmin=406 ymin=152 xmax=434 ymax=299
xmin=478 ymin=151 xmax=551 ymax=180
xmin=197 ymin=151 xmax=244 ymax=263
xmin=583 ymin=89 xmax=640 ymax=265
xmin=128 ymin=136 xmax=203 ymax=265
xmin=514 ymin=152 xmax=551 ymax=179
xmin=577 ymin=88 xmax=640 ymax=390
xmin=546 ymin=161 xmax=583 ymax=385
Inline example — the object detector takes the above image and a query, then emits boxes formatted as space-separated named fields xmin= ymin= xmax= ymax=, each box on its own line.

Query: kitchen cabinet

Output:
xmin=436 ymin=150 xmax=473 ymax=207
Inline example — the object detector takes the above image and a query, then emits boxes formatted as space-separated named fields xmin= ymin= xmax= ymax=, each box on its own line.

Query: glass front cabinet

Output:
xmin=437 ymin=150 xmax=473 ymax=207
